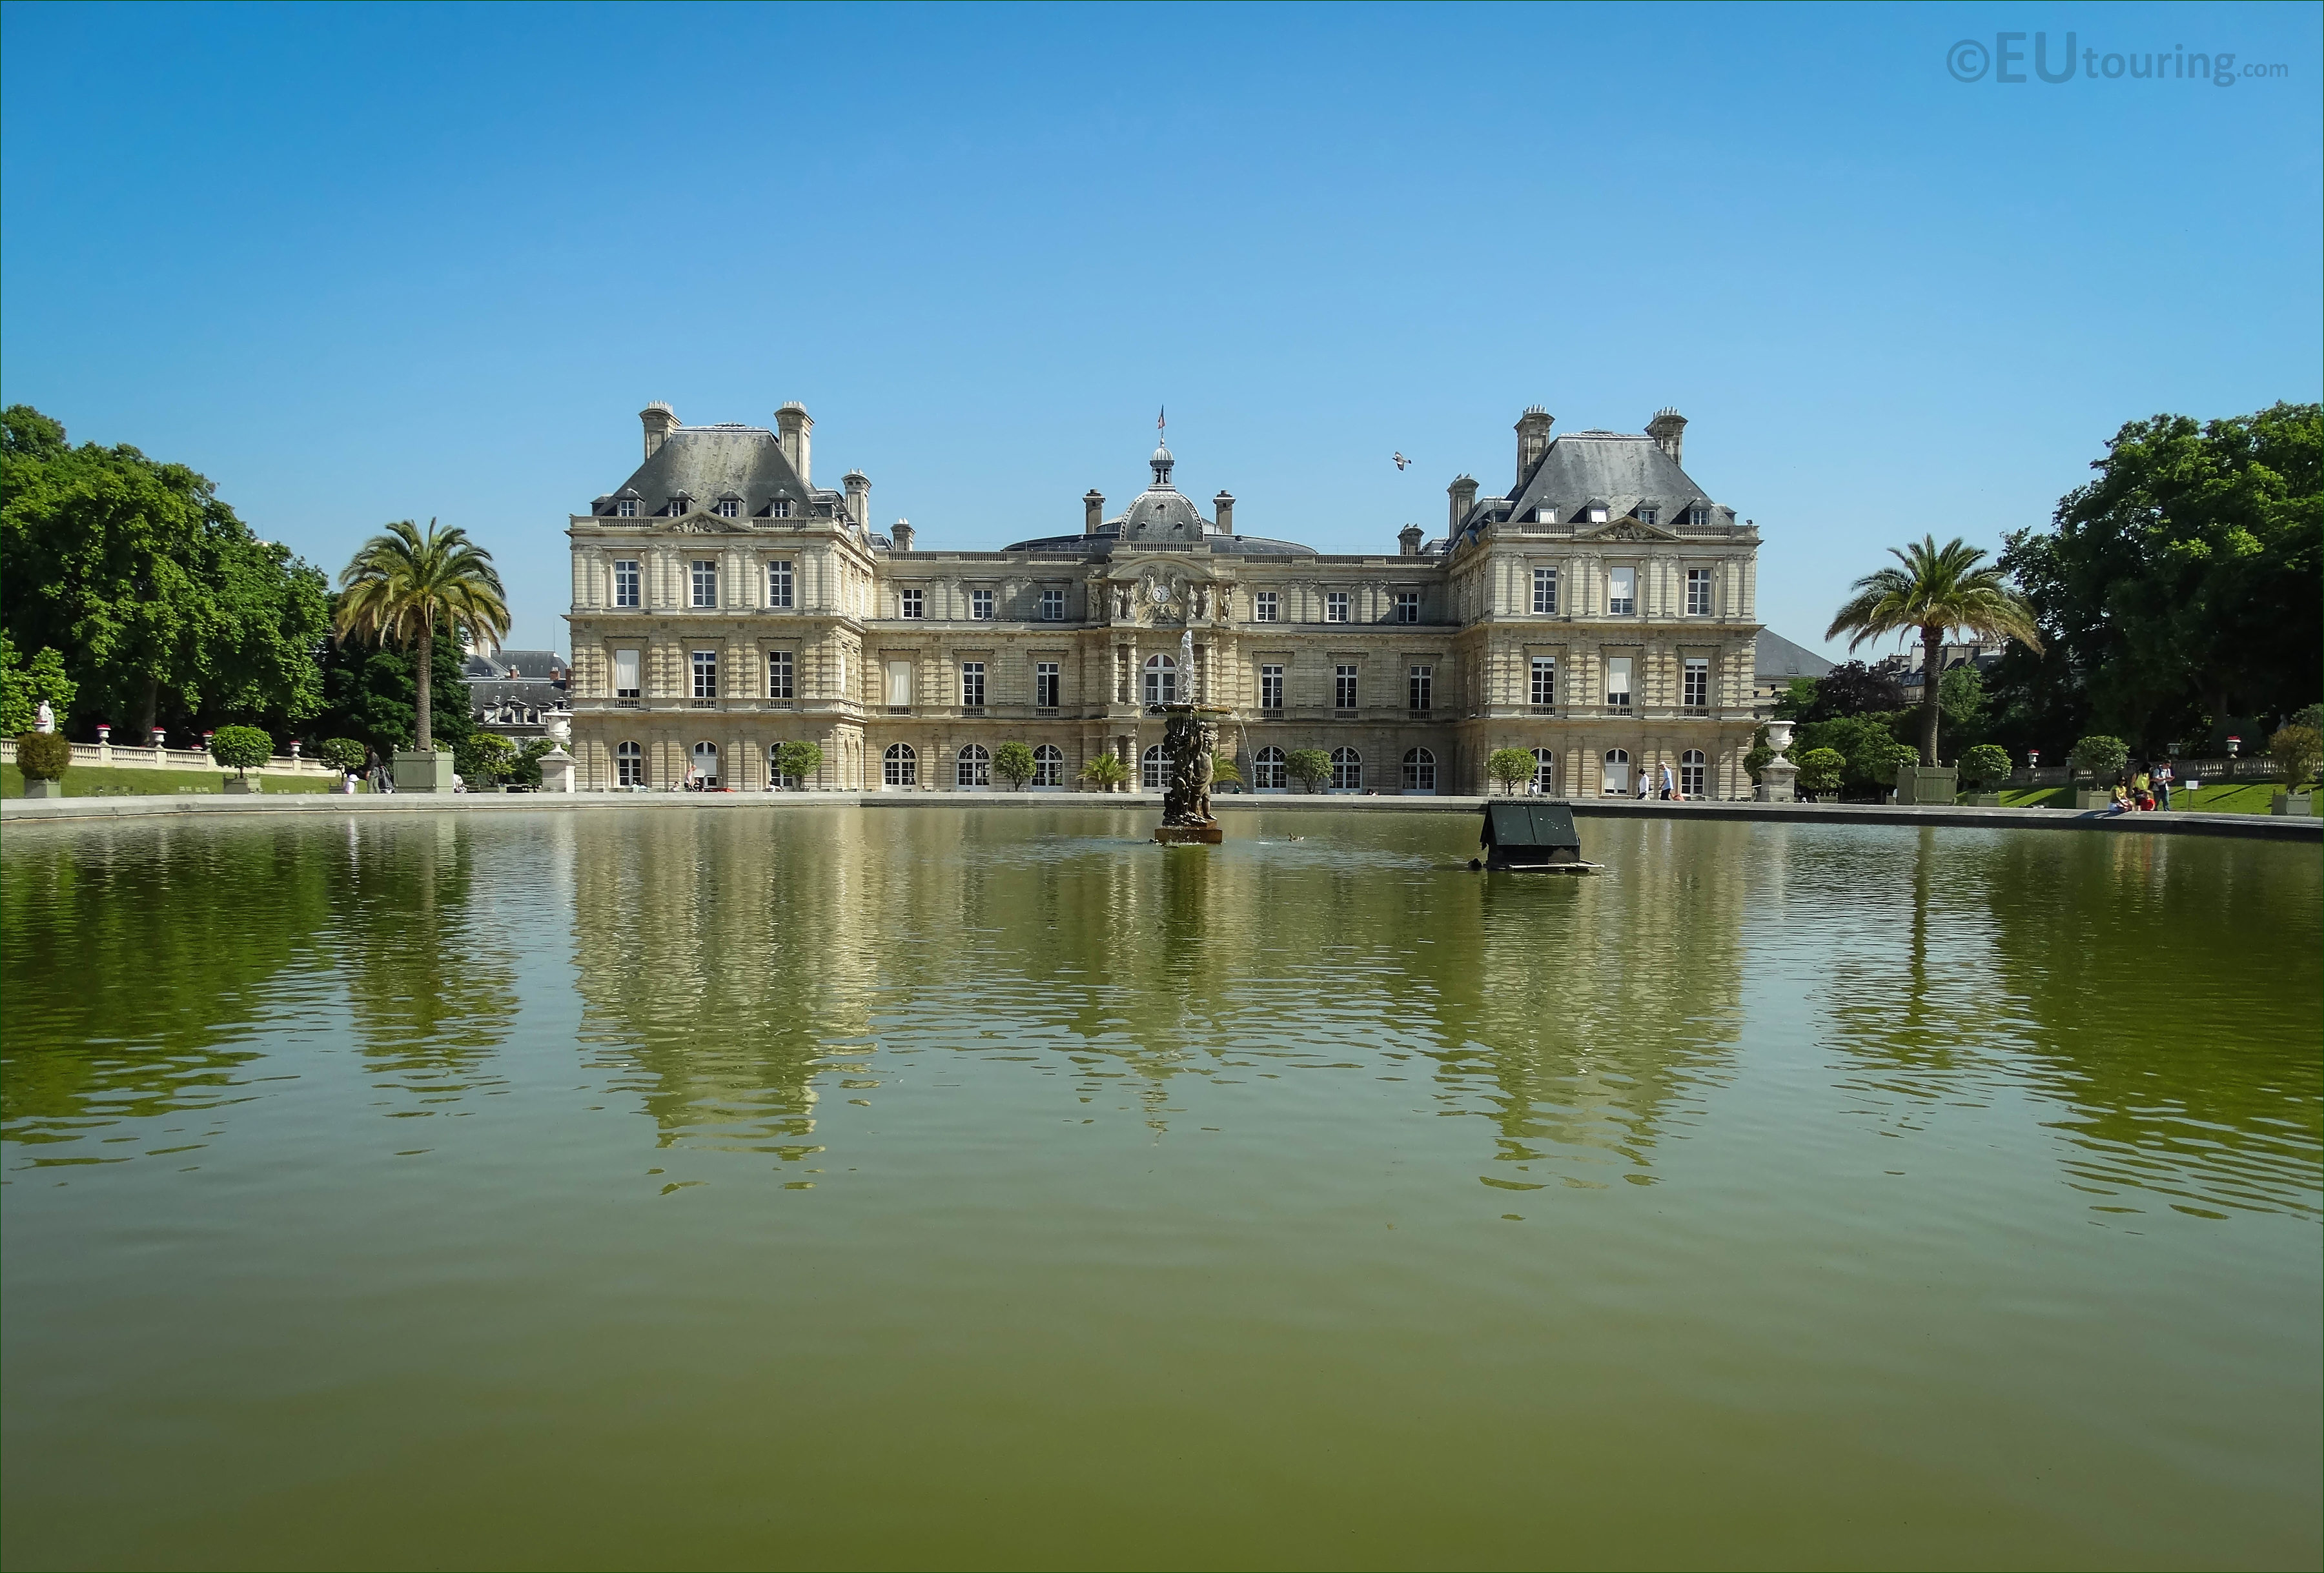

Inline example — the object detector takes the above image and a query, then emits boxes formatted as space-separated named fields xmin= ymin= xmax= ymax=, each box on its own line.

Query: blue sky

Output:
xmin=3 ymin=1 xmax=2317 ymax=655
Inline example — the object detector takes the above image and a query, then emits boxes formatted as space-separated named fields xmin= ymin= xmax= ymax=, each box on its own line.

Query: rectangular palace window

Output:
xmin=1607 ymin=567 xmax=1636 ymax=616
xmin=1686 ymin=568 xmax=1711 ymax=616
xmin=768 ymin=561 xmax=793 ymax=608
xmin=690 ymin=561 xmax=718 ymax=608
xmin=1394 ymin=592 xmax=1420 ymax=624
xmin=691 ymin=650 xmax=719 ymax=699
xmin=1531 ymin=656 xmax=1556 ymax=707
xmin=1408 ymin=665 xmax=1432 ymax=712
xmin=901 ymin=588 xmax=924 ymax=618
xmin=1034 ymin=662 xmax=1059 ymax=709
xmin=1533 ymin=567 xmax=1558 ymax=614
xmin=614 ymin=560 xmax=640 ymax=607
xmin=1326 ymin=591 xmax=1350 ymax=624
xmin=1260 ymin=664 xmax=1283 ymax=710
xmin=1335 ymin=664 xmax=1358 ymax=710
xmin=1605 ymin=656 xmax=1632 ymax=711
xmin=960 ymin=662 xmax=985 ymax=709
xmin=768 ymin=651 xmax=795 ymax=702
xmin=614 ymin=649 xmax=640 ymax=699
xmin=971 ymin=589 xmax=994 ymax=620
xmin=1040 ymin=589 xmax=1064 ymax=621
xmin=1684 ymin=656 xmax=1709 ymax=709
xmin=1255 ymin=591 xmax=1279 ymax=623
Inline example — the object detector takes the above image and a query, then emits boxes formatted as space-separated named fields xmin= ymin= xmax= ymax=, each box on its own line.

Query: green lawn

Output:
xmin=1992 ymin=780 xmax=2307 ymax=815
xmin=3 ymin=763 xmax=357 ymax=798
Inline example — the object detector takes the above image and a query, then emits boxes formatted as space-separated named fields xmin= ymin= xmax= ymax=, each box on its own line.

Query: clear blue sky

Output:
xmin=4 ymin=1 xmax=2318 ymax=656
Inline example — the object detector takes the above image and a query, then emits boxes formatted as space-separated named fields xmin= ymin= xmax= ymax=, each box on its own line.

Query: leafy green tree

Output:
xmin=334 ymin=520 xmax=509 ymax=754
xmin=1938 ymin=665 xmax=1988 ymax=747
xmin=775 ymin=739 xmax=824 ymax=788
xmin=0 ymin=633 xmax=77 ymax=735
xmin=1485 ymin=747 xmax=1533 ymax=795
xmin=508 ymin=738 xmax=556 ymax=789
xmin=1797 ymin=662 xmax=1904 ymax=722
xmin=1078 ymin=751 xmax=1128 ymax=791
xmin=455 ymin=731 xmax=515 ymax=786
xmin=307 ymin=618 xmax=474 ymax=757
xmin=1997 ymin=403 xmax=2321 ymax=753
xmin=1795 ymin=747 xmax=1845 ymax=798
xmin=1771 ymin=678 xmax=1819 ymax=721
xmin=1797 ymin=715 xmax=1916 ymax=796
xmin=1828 ymin=536 xmax=2042 ymax=766
xmin=317 ymin=737 xmax=367 ymax=774
xmin=1959 ymin=744 xmax=2013 ymax=792
xmin=1 ymin=404 xmax=327 ymax=736
xmin=210 ymin=725 xmax=274 ymax=779
xmin=2069 ymin=734 xmax=2130 ymax=786
xmin=1286 ymin=748 xmax=1332 ymax=793
xmin=991 ymin=740 xmax=1037 ymax=791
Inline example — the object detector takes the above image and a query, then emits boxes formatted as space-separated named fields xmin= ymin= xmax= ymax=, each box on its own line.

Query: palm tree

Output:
xmin=1826 ymin=536 xmax=2041 ymax=767
xmin=335 ymin=519 xmax=510 ymax=754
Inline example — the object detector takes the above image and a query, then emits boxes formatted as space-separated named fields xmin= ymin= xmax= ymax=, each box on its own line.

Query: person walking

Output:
xmin=1658 ymin=761 xmax=1676 ymax=800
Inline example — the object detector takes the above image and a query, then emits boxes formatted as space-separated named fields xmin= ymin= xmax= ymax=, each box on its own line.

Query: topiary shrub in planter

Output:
xmin=1959 ymin=743 xmax=2012 ymax=806
xmin=1077 ymin=752 xmax=1128 ymax=792
xmin=317 ymin=737 xmax=367 ymax=775
xmin=2068 ymin=734 xmax=2128 ymax=807
xmin=2268 ymin=724 xmax=2319 ymax=816
xmin=210 ymin=726 xmax=274 ymax=793
xmin=775 ymin=739 xmax=824 ymax=790
xmin=1287 ymin=748 xmax=1332 ymax=794
xmin=1795 ymin=747 xmax=1844 ymax=800
xmin=15 ymin=731 xmax=72 ymax=798
xmin=1486 ymin=747 xmax=1534 ymax=796
xmin=454 ymin=732 xmax=515 ymax=791
xmin=990 ymin=740 xmax=1035 ymax=792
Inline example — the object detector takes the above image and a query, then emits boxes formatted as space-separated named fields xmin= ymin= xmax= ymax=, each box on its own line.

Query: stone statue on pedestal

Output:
xmin=1153 ymin=703 xmax=1227 ymax=844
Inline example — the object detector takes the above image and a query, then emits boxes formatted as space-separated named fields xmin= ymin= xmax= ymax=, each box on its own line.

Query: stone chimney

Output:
xmin=1515 ymin=406 xmax=1554 ymax=483
xmin=1399 ymin=524 xmax=1423 ymax=557
xmin=842 ymin=470 xmax=870 ymax=527
xmin=1083 ymin=489 xmax=1106 ymax=534
xmin=1647 ymin=407 xmax=1687 ymax=465
xmin=1448 ymin=474 xmax=1480 ymax=533
xmin=890 ymin=518 xmax=915 ymax=553
xmin=775 ymin=402 xmax=813 ymax=486
xmin=640 ymin=403 xmax=678 ymax=460
xmin=1213 ymin=491 xmax=1236 ymax=534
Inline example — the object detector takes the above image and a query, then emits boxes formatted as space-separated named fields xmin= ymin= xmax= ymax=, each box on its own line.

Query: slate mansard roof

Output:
xmin=1467 ymin=431 xmax=1737 ymax=540
xmin=588 ymin=425 xmax=837 ymax=520
xmin=1001 ymin=444 xmax=1318 ymax=558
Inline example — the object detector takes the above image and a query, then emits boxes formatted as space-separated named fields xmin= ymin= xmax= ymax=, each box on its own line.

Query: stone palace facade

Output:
xmin=563 ymin=401 xmax=1764 ymax=798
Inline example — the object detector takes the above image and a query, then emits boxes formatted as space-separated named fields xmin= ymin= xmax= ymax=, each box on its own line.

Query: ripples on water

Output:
xmin=2 ymin=808 xmax=2318 ymax=1568
xmin=3 ymin=810 xmax=2316 ymax=1221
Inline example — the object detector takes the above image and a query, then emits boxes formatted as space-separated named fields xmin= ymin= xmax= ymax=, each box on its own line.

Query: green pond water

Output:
xmin=1 ymin=807 xmax=2318 ymax=1570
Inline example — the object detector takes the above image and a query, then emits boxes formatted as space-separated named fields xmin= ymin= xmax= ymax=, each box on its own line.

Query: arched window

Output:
xmin=1680 ymin=748 xmax=1706 ymax=798
xmin=1141 ymin=744 xmax=1165 ymax=791
xmin=691 ymin=740 xmax=720 ymax=787
xmin=1032 ymin=744 xmax=1065 ymax=788
xmin=1531 ymin=747 xmax=1557 ymax=795
xmin=957 ymin=743 xmax=990 ymax=788
xmin=883 ymin=742 xmax=917 ymax=787
xmin=768 ymin=744 xmax=800 ymax=790
xmin=1253 ymin=746 xmax=1286 ymax=791
xmin=615 ymin=740 xmax=644 ymax=789
xmin=1143 ymin=653 xmax=1176 ymax=706
xmin=1330 ymin=747 xmax=1363 ymax=791
xmin=1602 ymin=747 xmax=1631 ymax=795
xmin=1402 ymin=747 xmax=1436 ymax=793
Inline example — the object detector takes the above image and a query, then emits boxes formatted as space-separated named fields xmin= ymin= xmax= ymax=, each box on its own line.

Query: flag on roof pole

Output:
xmin=1157 ymin=407 xmax=1165 ymax=440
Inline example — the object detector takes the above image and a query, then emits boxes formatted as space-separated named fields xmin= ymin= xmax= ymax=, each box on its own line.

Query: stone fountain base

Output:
xmin=1154 ymin=822 xmax=1223 ymax=845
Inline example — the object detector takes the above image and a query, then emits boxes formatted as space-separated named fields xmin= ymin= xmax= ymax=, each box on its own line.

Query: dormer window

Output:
xmin=1535 ymin=505 xmax=1556 ymax=524
xmin=1689 ymin=505 xmax=1710 ymax=528
xmin=1639 ymin=506 xmax=1658 ymax=527
xmin=769 ymin=499 xmax=793 ymax=519
xmin=616 ymin=498 xmax=637 ymax=518
xmin=668 ymin=496 xmax=691 ymax=518
xmin=1588 ymin=505 xmax=1608 ymax=523
xmin=715 ymin=496 xmax=740 ymax=519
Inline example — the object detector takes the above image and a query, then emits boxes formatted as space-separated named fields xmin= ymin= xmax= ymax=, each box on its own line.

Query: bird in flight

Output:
xmin=1391 ymin=452 xmax=1412 ymax=471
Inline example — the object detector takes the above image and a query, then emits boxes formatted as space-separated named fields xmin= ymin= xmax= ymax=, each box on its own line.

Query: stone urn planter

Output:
xmin=1755 ymin=721 xmax=1798 ymax=803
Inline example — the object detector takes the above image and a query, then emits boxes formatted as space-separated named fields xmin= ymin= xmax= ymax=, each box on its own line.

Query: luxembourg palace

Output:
xmin=563 ymin=401 xmax=1763 ymax=798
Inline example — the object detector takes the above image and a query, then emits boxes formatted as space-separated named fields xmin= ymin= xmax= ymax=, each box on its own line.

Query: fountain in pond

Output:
xmin=1154 ymin=626 xmax=1229 ymax=845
